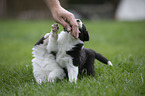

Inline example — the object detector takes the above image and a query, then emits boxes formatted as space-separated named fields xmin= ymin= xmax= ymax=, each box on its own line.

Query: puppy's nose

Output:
xmin=76 ymin=19 xmax=80 ymax=22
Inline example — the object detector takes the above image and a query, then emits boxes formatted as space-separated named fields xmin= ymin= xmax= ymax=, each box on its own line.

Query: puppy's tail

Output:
xmin=94 ymin=51 xmax=113 ymax=66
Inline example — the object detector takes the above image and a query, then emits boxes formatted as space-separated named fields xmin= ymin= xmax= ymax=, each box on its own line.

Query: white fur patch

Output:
xmin=56 ymin=31 xmax=83 ymax=83
xmin=107 ymin=61 xmax=113 ymax=66
xmin=32 ymin=29 xmax=65 ymax=84
xmin=67 ymin=65 xmax=78 ymax=83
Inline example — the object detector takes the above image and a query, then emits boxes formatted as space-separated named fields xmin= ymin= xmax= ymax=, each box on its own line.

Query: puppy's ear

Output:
xmin=79 ymin=24 xmax=89 ymax=41
xmin=34 ymin=36 xmax=45 ymax=46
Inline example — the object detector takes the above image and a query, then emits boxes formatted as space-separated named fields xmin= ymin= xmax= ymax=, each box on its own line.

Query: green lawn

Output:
xmin=0 ymin=20 xmax=145 ymax=96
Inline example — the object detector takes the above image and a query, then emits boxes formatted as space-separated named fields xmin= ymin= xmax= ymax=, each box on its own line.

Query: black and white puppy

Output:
xmin=56 ymin=19 xmax=112 ymax=83
xmin=32 ymin=24 xmax=65 ymax=84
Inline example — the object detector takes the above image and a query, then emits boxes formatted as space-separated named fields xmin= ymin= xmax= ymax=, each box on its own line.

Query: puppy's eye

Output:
xmin=76 ymin=19 xmax=80 ymax=22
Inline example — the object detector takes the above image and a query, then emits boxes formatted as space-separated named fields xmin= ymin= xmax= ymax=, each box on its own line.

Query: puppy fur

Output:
xmin=32 ymin=20 xmax=112 ymax=84
xmin=56 ymin=19 xmax=112 ymax=83
xmin=32 ymin=24 xmax=65 ymax=84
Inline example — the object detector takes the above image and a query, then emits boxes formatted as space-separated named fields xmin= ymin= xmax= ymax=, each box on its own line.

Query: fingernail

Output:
xmin=76 ymin=34 xmax=79 ymax=38
xmin=67 ymin=27 xmax=71 ymax=32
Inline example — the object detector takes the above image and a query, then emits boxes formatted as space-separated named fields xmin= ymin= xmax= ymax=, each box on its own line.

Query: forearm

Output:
xmin=45 ymin=0 xmax=61 ymax=12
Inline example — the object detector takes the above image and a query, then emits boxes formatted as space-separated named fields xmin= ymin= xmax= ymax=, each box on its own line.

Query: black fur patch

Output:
xmin=34 ymin=36 xmax=45 ymax=46
xmin=64 ymin=22 xmax=110 ymax=77
xmin=51 ymin=51 xmax=57 ymax=56
xmin=63 ymin=68 xmax=68 ymax=78
xmin=79 ymin=24 xmax=89 ymax=41
xmin=66 ymin=43 xmax=84 ymax=66
xmin=67 ymin=46 xmax=109 ymax=76
xmin=94 ymin=51 xmax=108 ymax=64
xmin=80 ymin=48 xmax=96 ymax=76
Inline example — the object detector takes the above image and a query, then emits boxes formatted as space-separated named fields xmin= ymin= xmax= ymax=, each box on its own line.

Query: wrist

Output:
xmin=45 ymin=0 xmax=62 ymax=12
xmin=50 ymin=5 xmax=62 ymax=13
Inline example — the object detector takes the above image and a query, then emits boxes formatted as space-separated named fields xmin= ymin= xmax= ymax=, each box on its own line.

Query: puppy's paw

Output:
xmin=37 ymin=79 xmax=42 ymax=85
xmin=69 ymin=76 xmax=77 ymax=84
xmin=68 ymin=66 xmax=78 ymax=84
xmin=51 ymin=23 xmax=59 ymax=32
xmin=48 ymin=78 xmax=55 ymax=83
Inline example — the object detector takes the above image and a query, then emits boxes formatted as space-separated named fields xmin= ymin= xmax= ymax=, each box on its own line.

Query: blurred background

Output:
xmin=0 ymin=0 xmax=145 ymax=21
xmin=0 ymin=1 xmax=145 ymax=95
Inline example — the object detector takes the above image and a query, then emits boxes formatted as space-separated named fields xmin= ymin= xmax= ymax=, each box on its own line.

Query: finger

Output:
xmin=72 ymin=24 xmax=79 ymax=38
xmin=68 ymin=18 xmax=80 ymax=38
xmin=66 ymin=14 xmax=80 ymax=38
xmin=56 ymin=18 xmax=71 ymax=32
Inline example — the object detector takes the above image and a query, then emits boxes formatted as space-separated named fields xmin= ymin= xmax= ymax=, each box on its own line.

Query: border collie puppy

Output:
xmin=56 ymin=19 xmax=113 ymax=83
xmin=32 ymin=24 xmax=65 ymax=84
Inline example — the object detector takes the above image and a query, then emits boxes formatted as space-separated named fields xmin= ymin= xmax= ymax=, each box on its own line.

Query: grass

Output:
xmin=0 ymin=19 xmax=145 ymax=96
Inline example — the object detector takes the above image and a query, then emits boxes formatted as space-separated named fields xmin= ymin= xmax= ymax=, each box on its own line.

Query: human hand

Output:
xmin=51 ymin=6 xmax=80 ymax=38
